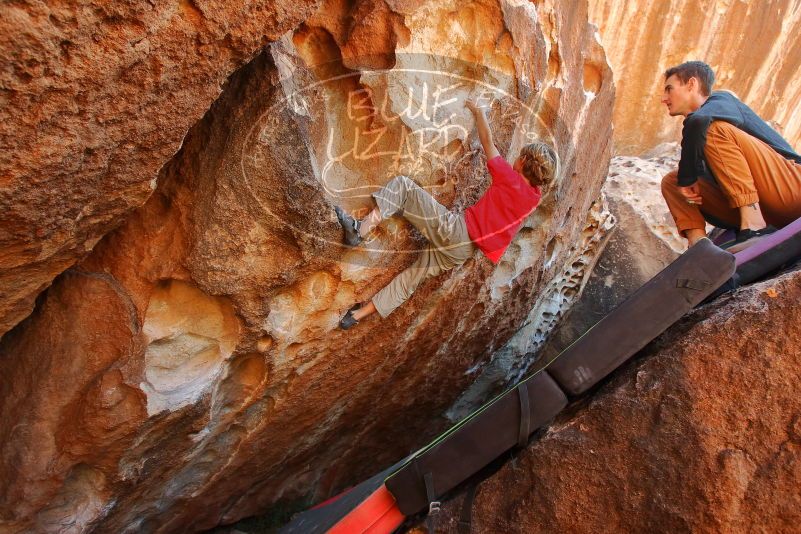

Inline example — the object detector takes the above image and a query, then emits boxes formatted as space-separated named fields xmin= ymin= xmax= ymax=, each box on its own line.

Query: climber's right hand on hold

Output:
xmin=466 ymin=99 xmax=499 ymax=160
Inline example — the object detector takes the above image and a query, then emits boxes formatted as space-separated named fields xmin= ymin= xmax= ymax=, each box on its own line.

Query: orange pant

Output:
xmin=662 ymin=120 xmax=801 ymax=236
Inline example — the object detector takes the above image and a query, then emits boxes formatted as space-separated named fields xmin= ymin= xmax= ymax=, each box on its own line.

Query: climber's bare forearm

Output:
xmin=466 ymin=103 xmax=501 ymax=159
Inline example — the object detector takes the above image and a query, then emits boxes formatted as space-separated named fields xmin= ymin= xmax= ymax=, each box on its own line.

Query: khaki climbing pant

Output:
xmin=662 ymin=120 xmax=801 ymax=236
xmin=370 ymin=175 xmax=476 ymax=318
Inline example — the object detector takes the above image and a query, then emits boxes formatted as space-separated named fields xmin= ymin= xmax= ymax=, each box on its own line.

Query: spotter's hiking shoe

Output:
xmin=334 ymin=206 xmax=362 ymax=247
xmin=726 ymin=225 xmax=778 ymax=253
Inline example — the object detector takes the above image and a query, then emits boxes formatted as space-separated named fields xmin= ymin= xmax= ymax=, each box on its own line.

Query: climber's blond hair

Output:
xmin=517 ymin=142 xmax=557 ymax=189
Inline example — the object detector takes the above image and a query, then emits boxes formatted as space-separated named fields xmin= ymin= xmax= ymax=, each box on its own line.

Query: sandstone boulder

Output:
xmin=0 ymin=1 xmax=615 ymax=532
xmin=587 ymin=0 xmax=801 ymax=154
xmin=0 ymin=0 xmax=322 ymax=338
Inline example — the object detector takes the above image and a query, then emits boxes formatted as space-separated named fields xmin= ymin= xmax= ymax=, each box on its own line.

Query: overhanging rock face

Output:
xmin=0 ymin=0 xmax=323 ymax=338
xmin=0 ymin=1 xmax=615 ymax=532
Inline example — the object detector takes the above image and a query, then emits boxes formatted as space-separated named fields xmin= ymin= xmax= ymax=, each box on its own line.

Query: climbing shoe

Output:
xmin=334 ymin=206 xmax=362 ymax=247
xmin=339 ymin=303 xmax=361 ymax=330
xmin=727 ymin=225 xmax=778 ymax=253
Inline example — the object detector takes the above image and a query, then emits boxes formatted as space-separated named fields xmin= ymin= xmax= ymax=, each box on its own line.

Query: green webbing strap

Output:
xmin=414 ymin=461 xmax=440 ymax=532
xmin=454 ymin=385 xmax=530 ymax=534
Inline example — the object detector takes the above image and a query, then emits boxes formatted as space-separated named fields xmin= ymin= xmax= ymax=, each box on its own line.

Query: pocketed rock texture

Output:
xmin=0 ymin=1 xmax=615 ymax=532
xmin=0 ymin=0 xmax=321 ymax=338
xmin=447 ymin=197 xmax=615 ymax=421
xmin=540 ymin=147 xmax=683 ymax=361
xmin=587 ymin=0 xmax=801 ymax=154
xmin=426 ymin=268 xmax=801 ymax=533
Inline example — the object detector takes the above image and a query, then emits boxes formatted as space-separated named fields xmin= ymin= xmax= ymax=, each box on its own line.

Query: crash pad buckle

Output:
xmin=429 ymin=500 xmax=442 ymax=515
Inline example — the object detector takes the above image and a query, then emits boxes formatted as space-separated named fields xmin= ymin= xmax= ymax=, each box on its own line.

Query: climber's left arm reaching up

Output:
xmin=466 ymin=100 xmax=501 ymax=160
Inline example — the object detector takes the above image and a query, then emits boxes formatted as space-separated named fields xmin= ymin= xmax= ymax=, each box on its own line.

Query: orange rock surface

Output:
xmin=0 ymin=1 xmax=615 ymax=531
xmin=588 ymin=0 xmax=801 ymax=155
xmin=0 ymin=0 xmax=322 ymax=338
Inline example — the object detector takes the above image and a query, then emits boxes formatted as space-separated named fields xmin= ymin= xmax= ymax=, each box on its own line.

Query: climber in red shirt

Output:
xmin=335 ymin=99 xmax=557 ymax=329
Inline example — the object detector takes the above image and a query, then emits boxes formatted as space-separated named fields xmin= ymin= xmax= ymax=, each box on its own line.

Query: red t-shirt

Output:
xmin=465 ymin=156 xmax=542 ymax=264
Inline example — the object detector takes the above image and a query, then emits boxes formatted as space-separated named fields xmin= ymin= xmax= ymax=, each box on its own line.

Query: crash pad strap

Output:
xmin=424 ymin=471 xmax=437 ymax=506
xmin=421 ymin=468 xmax=440 ymax=533
xmin=457 ymin=482 xmax=479 ymax=534
xmin=517 ymin=384 xmax=531 ymax=449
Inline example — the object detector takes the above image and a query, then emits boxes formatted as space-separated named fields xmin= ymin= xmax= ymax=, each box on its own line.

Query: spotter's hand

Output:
xmin=679 ymin=183 xmax=703 ymax=205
